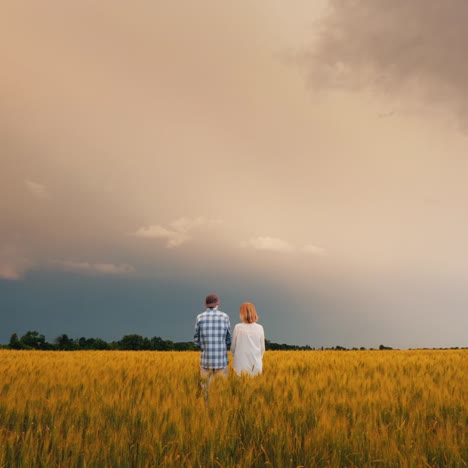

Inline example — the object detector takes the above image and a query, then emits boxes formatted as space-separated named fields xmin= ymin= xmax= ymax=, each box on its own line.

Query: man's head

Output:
xmin=205 ymin=293 xmax=220 ymax=308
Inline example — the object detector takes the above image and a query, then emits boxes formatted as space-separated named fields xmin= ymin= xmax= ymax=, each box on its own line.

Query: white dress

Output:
xmin=231 ymin=322 xmax=265 ymax=376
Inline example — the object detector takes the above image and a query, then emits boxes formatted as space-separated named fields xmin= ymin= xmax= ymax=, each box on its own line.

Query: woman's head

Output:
xmin=239 ymin=302 xmax=258 ymax=323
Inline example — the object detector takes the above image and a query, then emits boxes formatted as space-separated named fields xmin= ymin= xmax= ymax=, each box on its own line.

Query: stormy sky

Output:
xmin=1 ymin=0 xmax=467 ymax=348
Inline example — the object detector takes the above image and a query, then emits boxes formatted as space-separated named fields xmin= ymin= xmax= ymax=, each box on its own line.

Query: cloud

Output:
xmin=25 ymin=180 xmax=48 ymax=198
xmin=241 ymin=238 xmax=327 ymax=256
xmin=52 ymin=261 xmax=135 ymax=275
xmin=134 ymin=217 xmax=221 ymax=248
xmin=241 ymin=236 xmax=295 ymax=253
xmin=303 ymin=244 xmax=327 ymax=256
xmin=0 ymin=246 xmax=34 ymax=280
xmin=134 ymin=225 xmax=189 ymax=248
xmin=301 ymin=0 xmax=468 ymax=124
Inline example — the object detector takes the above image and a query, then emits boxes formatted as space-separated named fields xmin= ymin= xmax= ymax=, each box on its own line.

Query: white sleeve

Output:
xmin=260 ymin=325 xmax=265 ymax=355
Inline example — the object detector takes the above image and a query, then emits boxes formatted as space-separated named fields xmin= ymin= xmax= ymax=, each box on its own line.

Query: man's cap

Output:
xmin=205 ymin=294 xmax=219 ymax=306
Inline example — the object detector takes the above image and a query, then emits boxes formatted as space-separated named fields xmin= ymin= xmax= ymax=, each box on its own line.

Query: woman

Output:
xmin=231 ymin=302 xmax=265 ymax=376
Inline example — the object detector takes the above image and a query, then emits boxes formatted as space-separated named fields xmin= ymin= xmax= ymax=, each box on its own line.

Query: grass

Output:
xmin=0 ymin=350 xmax=466 ymax=467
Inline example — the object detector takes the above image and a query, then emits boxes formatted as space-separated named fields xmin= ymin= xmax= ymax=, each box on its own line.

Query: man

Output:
xmin=194 ymin=293 xmax=231 ymax=397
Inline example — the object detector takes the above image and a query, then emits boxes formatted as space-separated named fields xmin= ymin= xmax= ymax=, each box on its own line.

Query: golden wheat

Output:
xmin=0 ymin=350 xmax=466 ymax=467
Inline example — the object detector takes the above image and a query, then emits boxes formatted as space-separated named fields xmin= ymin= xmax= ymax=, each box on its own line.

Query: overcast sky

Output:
xmin=1 ymin=0 xmax=467 ymax=348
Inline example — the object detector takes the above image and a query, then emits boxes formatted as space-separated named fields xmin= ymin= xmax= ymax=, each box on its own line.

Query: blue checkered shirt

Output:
xmin=194 ymin=307 xmax=232 ymax=369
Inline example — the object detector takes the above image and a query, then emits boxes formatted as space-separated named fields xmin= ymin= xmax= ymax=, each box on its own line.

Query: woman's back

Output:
xmin=231 ymin=322 xmax=265 ymax=376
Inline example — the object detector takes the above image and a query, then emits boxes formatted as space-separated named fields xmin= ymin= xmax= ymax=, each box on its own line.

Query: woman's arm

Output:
xmin=260 ymin=325 xmax=265 ymax=356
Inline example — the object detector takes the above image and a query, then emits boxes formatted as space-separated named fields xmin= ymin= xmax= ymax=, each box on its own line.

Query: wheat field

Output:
xmin=0 ymin=350 xmax=466 ymax=467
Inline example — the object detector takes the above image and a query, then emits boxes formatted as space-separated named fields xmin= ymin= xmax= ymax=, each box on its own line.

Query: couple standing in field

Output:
xmin=193 ymin=294 xmax=265 ymax=393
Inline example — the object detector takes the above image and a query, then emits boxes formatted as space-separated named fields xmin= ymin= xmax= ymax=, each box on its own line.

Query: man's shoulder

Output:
xmin=196 ymin=309 xmax=230 ymax=321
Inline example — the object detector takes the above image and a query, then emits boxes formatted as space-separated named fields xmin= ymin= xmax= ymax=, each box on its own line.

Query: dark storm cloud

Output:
xmin=303 ymin=0 xmax=468 ymax=123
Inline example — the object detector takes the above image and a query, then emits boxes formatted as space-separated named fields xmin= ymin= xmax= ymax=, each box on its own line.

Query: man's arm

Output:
xmin=225 ymin=317 xmax=232 ymax=349
xmin=193 ymin=317 xmax=202 ymax=349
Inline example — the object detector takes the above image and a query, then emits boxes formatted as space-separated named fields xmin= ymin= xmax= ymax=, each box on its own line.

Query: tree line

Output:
xmin=4 ymin=330 xmax=318 ymax=351
xmin=6 ymin=330 xmax=463 ymax=351
xmin=5 ymin=331 xmax=195 ymax=351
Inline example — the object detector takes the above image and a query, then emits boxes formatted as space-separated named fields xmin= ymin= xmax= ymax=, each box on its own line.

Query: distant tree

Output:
xmin=9 ymin=333 xmax=25 ymax=350
xmin=265 ymin=339 xmax=313 ymax=351
xmin=379 ymin=344 xmax=393 ymax=350
xmin=55 ymin=334 xmax=78 ymax=350
xmin=150 ymin=336 xmax=165 ymax=351
xmin=163 ymin=339 xmax=174 ymax=351
xmin=78 ymin=337 xmax=88 ymax=349
xmin=118 ymin=334 xmax=150 ymax=350
xmin=92 ymin=338 xmax=110 ymax=350
xmin=77 ymin=337 xmax=109 ymax=350
xmin=174 ymin=341 xmax=196 ymax=351
xmin=20 ymin=330 xmax=46 ymax=350
xmin=149 ymin=336 xmax=175 ymax=351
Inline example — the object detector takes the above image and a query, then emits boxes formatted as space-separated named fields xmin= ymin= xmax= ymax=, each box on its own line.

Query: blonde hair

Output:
xmin=239 ymin=302 xmax=258 ymax=324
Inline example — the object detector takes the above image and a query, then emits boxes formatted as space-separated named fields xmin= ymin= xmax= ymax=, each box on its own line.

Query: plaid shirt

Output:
xmin=194 ymin=307 xmax=232 ymax=369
